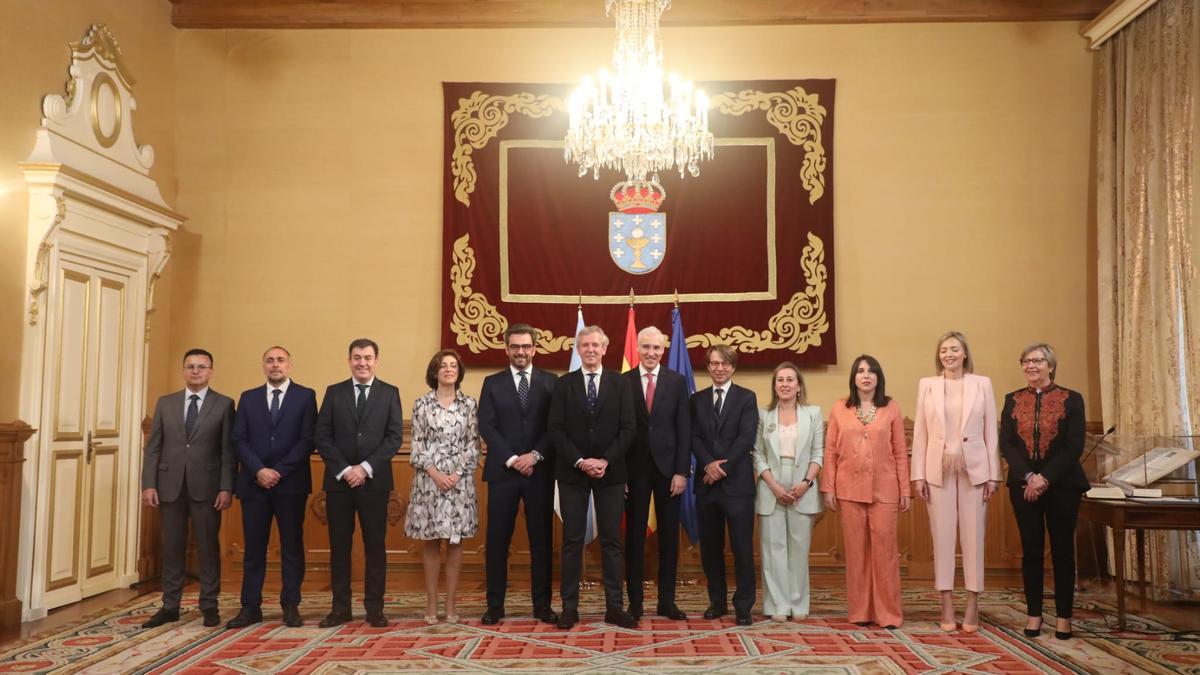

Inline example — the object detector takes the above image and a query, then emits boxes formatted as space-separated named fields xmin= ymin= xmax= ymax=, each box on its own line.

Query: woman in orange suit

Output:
xmin=911 ymin=331 xmax=1000 ymax=633
xmin=821 ymin=354 xmax=911 ymax=629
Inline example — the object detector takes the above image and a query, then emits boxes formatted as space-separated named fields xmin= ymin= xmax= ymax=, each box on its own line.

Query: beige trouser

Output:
xmin=928 ymin=468 xmax=987 ymax=592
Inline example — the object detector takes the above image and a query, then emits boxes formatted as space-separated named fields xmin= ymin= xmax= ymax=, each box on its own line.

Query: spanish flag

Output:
xmin=619 ymin=306 xmax=656 ymax=535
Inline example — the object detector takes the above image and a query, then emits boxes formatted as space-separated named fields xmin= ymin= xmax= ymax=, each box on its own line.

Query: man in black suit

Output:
xmin=548 ymin=325 xmax=637 ymax=629
xmin=478 ymin=324 xmax=558 ymax=625
xmin=229 ymin=346 xmax=318 ymax=629
xmin=315 ymin=338 xmax=404 ymax=628
xmin=622 ymin=326 xmax=691 ymax=621
xmin=690 ymin=344 xmax=759 ymax=625
xmin=141 ymin=348 xmax=236 ymax=628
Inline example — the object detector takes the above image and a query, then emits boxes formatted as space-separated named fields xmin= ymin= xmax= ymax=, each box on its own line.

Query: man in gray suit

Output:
xmin=140 ymin=348 xmax=236 ymax=628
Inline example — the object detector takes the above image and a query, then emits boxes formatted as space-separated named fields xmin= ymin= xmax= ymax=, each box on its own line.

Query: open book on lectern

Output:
xmin=1100 ymin=445 xmax=1200 ymax=496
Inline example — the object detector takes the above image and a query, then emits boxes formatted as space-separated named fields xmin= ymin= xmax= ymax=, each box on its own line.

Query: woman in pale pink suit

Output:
xmin=911 ymin=332 xmax=1000 ymax=633
xmin=821 ymin=354 xmax=911 ymax=629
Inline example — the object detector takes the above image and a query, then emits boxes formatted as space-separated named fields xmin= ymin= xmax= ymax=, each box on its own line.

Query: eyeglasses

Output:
xmin=1020 ymin=358 xmax=1047 ymax=366
xmin=707 ymin=360 xmax=732 ymax=368
xmin=184 ymin=364 xmax=211 ymax=371
xmin=507 ymin=344 xmax=535 ymax=352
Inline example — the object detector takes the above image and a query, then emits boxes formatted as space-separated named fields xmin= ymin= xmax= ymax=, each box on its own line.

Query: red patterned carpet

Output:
xmin=0 ymin=587 xmax=1196 ymax=673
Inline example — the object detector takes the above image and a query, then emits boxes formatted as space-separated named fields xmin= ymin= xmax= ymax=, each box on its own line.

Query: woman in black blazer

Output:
xmin=1000 ymin=342 xmax=1089 ymax=641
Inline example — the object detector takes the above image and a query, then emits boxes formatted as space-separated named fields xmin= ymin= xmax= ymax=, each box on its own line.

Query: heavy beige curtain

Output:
xmin=1096 ymin=0 xmax=1200 ymax=599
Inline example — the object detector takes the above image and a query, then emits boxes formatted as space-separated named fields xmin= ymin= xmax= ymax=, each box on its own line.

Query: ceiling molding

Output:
xmin=170 ymin=1 xmax=1113 ymax=30
xmin=1081 ymin=0 xmax=1160 ymax=50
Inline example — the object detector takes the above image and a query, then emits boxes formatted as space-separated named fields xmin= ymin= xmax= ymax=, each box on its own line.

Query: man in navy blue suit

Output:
xmin=227 ymin=346 xmax=317 ymax=629
xmin=478 ymin=324 xmax=558 ymax=625
xmin=622 ymin=326 xmax=691 ymax=621
xmin=690 ymin=344 xmax=759 ymax=626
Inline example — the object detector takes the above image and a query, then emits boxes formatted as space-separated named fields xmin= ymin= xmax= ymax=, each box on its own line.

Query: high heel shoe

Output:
xmin=424 ymin=615 xmax=439 ymax=625
xmin=939 ymin=622 xmax=957 ymax=632
xmin=961 ymin=623 xmax=979 ymax=633
xmin=1023 ymin=617 xmax=1043 ymax=638
xmin=446 ymin=614 xmax=460 ymax=624
xmin=1054 ymin=620 xmax=1072 ymax=640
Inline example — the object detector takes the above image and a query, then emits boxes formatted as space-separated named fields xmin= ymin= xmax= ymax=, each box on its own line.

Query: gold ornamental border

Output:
xmin=447 ymin=84 xmax=830 ymax=357
xmin=450 ymin=231 xmax=827 ymax=357
xmin=449 ymin=86 xmax=827 ymax=206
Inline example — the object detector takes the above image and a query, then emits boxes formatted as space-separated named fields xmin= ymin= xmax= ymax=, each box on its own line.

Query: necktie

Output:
xmin=517 ymin=370 xmax=529 ymax=410
xmin=644 ymin=372 xmax=655 ymax=413
xmin=270 ymin=388 xmax=281 ymax=424
xmin=586 ymin=372 xmax=598 ymax=411
xmin=714 ymin=387 xmax=725 ymax=417
xmin=355 ymin=383 xmax=368 ymax=417
xmin=185 ymin=394 xmax=199 ymax=437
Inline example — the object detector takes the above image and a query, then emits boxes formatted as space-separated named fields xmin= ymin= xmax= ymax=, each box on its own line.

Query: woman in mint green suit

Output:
xmin=752 ymin=361 xmax=824 ymax=621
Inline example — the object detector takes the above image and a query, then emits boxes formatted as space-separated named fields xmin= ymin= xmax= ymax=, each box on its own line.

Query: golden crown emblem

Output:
xmin=609 ymin=179 xmax=666 ymax=214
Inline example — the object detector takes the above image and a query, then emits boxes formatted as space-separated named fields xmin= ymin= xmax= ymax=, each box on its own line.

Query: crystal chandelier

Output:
xmin=565 ymin=0 xmax=714 ymax=182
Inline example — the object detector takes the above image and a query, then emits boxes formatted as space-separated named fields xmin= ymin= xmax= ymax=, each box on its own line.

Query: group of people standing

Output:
xmin=140 ymin=327 xmax=1088 ymax=641
xmin=141 ymin=340 xmax=404 ymax=629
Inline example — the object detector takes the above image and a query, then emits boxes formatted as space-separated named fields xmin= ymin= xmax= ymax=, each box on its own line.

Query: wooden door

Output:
xmin=39 ymin=256 xmax=134 ymax=609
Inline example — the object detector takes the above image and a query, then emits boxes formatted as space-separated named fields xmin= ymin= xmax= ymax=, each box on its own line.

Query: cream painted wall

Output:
xmin=172 ymin=22 xmax=1098 ymax=419
xmin=0 ymin=0 xmax=178 ymax=420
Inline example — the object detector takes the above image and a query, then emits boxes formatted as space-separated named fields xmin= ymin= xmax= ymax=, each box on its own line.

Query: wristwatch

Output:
xmin=803 ymin=478 xmax=814 ymax=487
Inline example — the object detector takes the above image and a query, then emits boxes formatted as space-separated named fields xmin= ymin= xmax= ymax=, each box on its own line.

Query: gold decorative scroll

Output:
xmin=450 ymin=234 xmax=573 ymax=354
xmin=688 ymin=231 xmax=828 ymax=354
xmin=450 ymin=92 xmax=563 ymax=207
xmin=711 ymin=87 xmax=827 ymax=204
xmin=450 ymin=232 xmax=829 ymax=356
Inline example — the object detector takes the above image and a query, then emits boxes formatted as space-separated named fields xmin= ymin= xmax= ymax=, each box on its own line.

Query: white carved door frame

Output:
xmin=17 ymin=25 xmax=181 ymax=620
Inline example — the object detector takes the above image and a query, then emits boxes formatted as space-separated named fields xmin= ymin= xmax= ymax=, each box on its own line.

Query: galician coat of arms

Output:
xmin=608 ymin=179 xmax=666 ymax=274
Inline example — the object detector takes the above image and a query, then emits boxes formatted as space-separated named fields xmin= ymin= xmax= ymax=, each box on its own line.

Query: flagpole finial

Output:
xmin=629 ymin=287 xmax=635 ymax=307
xmin=674 ymin=288 xmax=679 ymax=308
xmin=578 ymin=291 xmax=583 ymax=309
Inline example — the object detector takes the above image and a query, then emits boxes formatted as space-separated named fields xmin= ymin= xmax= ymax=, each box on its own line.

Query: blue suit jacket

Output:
xmin=233 ymin=382 xmax=317 ymax=499
xmin=478 ymin=366 xmax=556 ymax=483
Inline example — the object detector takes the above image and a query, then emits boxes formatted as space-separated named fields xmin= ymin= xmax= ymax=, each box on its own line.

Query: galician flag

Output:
xmin=553 ymin=308 xmax=598 ymax=544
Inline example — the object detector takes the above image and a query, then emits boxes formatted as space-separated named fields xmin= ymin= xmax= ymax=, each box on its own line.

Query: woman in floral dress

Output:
xmin=405 ymin=349 xmax=479 ymax=624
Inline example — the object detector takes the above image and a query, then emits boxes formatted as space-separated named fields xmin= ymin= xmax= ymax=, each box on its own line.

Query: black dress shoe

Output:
xmin=657 ymin=604 xmax=687 ymax=620
xmin=627 ymin=602 xmax=643 ymax=620
xmin=604 ymin=608 xmax=638 ymax=629
xmin=556 ymin=609 xmax=579 ymax=629
xmin=481 ymin=607 xmax=505 ymax=625
xmin=533 ymin=605 xmax=559 ymax=624
xmin=281 ymin=605 xmax=302 ymax=627
xmin=735 ymin=612 xmax=753 ymax=626
xmin=225 ymin=607 xmax=263 ymax=629
xmin=141 ymin=609 xmax=179 ymax=629
xmin=703 ymin=605 xmax=729 ymax=620
xmin=318 ymin=611 xmax=352 ymax=628
xmin=366 ymin=612 xmax=389 ymax=628
xmin=202 ymin=609 xmax=220 ymax=627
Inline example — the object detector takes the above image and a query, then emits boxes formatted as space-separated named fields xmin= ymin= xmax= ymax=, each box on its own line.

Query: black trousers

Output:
xmin=1010 ymin=485 xmax=1082 ymax=618
xmin=697 ymin=490 xmax=756 ymax=614
xmin=559 ymin=480 xmax=624 ymax=611
xmin=624 ymin=464 xmax=682 ymax=608
xmin=326 ymin=489 xmax=390 ymax=615
xmin=160 ymin=483 xmax=222 ymax=612
xmin=485 ymin=476 xmax=555 ymax=610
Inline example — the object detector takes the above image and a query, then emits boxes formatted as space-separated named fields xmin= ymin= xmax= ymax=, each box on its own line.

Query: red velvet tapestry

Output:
xmin=442 ymin=80 xmax=835 ymax=369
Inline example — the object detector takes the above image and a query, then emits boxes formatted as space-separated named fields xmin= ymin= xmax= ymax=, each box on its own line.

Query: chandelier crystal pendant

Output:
xmin=565 ymin=0 xmax=714 ymax=182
